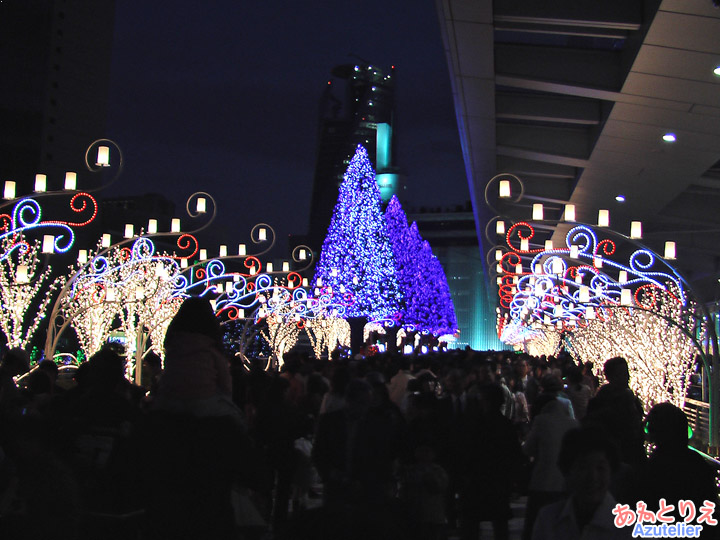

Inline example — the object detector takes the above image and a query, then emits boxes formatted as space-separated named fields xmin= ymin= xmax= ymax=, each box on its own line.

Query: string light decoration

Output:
xmin=260 ymin=302 xmax=302 ymax=370
xmin=0 ymin=236 xmax=65 ymax=349
xmin=312 ymin=145 xmax=401 ymax=320
xmin=44 ymin=191 xmax=218 ymax=363
xmin=565 ymin=287 xmax=696 ymax=410
xmin=63 ymin=281 xmax=118 ymax=358
xmin=485 ymin=171 xmax=720 ymax=451
xmin=59 ymin=237 xmax=183 ymax=379
xmin=502 ymin=223 xmax=685 ymax=329
xmin=0 ymin=194 xmax=99 ymax=260
xmin=305 ymin=316 xmax=351 ymax=359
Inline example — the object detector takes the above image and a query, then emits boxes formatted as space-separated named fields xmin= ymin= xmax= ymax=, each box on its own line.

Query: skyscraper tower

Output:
xmin=0 ymin=0 xmax=115 ymax=194
xmin=306 ymin=62 xmax=404 ymax=252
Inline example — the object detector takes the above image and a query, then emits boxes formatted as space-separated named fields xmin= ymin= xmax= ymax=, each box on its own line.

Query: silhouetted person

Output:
xmin=585 ymin=357 xmax=645 ymax=469
xmin=402 ymin=444 xmax=449 ymax=540
xmin=522 ymin=397 xmax=579 ymax=540
xmin=532 ymin=426 xmax=630 ymax=539
xmin=311 ymin=378 xmax=405 ymax=539
xmin=0 ymin=348 xmax=30 ymax=418
xmin=564 ymin=366 xmax=592 ymax=420
xmin=153 ymin=297 xmax=242 ymax=423
xmin=459 ymin=383 xmax=523 ymax=540
xmin=637 ymin=402 xmax=718 ymax=538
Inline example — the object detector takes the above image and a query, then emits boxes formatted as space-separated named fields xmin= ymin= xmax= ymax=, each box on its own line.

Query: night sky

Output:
xmin=105 ymin=1 xmax=468 ymax=252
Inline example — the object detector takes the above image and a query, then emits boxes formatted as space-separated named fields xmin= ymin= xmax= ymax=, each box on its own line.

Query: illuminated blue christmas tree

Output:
xmin=424 ymin=245 xmax=458 ymax=336
xmin=400 ymin=222 xmax=457 ymax=336
xmin=312 ymin=145 xmax=401 ymax=320
xmin=385 ymin=196 xmax=457 ymax=336
xmin=384 ymin=196 xmax=415 ymax=319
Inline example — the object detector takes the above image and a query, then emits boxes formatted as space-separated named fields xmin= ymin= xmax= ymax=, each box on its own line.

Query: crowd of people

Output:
xmin=0 ymin=297 xmax=718 ymax=540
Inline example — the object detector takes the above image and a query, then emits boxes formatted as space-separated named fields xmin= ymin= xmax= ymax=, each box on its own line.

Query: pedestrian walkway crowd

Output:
xmin=0 ymin=297 xmax=717 ymax=540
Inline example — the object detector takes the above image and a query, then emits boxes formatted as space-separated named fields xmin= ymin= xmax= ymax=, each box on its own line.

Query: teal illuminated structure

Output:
xmin=307 ymin=62 xmax=404 ymax=252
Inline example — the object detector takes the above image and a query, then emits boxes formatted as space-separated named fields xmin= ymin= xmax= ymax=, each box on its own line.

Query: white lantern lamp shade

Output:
xmin=564 ymin=204 xmax=576 ymax=222
xmin=496 ymin=220 xmax=505 ymax=235
xmin=630 ymin=221 xmax=642 ymax=240
xmin=3 ymin=181 xmax=15 ymax=200
xmin=282 ymin=261 xmax=290 ymax=272
xmin=618 ymin=270 xmax=628 ymax=284
xmin=664 ymin=241 xmax=676 ymax=260
xmin=171 ymin=218 xmax=181 ymax=233
xmin=302 ymin=278 xmax=309 ymax=287
xmin=77 ymin=250 xmax=88 ymax=264
xmin=34 ymin=174 xmax=47 ymax=193
xmin=16 ymin=265 xmax=29 ymax=284
xmin=42 ymin=235 xmax=55 ymax=254
xmin=579 ymin=286 xmax=590 ymax=303
xmin=267 ymin=262 xmax=274 ymax=273
xmin=621 ymin=289 xmax=632 ymax=306
xmin=532 ymin=203 xmax=544 ymax=221
xmin=147 ymin=219 xmax=158 ymax=234
xmin=238 ymin=244 xmax=246 ymax=256
xmin=180 ymin=258 xmax=188 ymax=268
xmin=64 ymin=172 xmax=77 ymax=190
xmin=219 ymin=245 xmax=228 ymax=257
xmin=96 ymin=146 xmax=110 ymax=167
xmin=544 ymin=240 xmax=553 ymax=251
xmin=124 ymin=224 xmax=134 ymax=239
xmin=258 ymin=227 xmax=267 ymax=241
xmin=598 ymin=209 xmax=609 ymax=227
xmin=499 ymin=180 xmax=511 ymax=198
xmin=520 ymin=238 xmax=529 ymax=252
xmin=101 ymin=233 xmax=111 ymax=248
xmin=196 ymin=197 xmax=207 ymax=214
xmin=570 ymin=245 xmax=579 ymax=259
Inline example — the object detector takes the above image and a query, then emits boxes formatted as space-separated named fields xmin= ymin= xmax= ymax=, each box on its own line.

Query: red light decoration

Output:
xmin=173 ymin=234 xmax=198 ymax=260
xmin=595 ymin=239 xmax=616 ymax=257
xmin=286 ymin=272 xmax=302 ymax=289
xmin=243 ymin=256 xmax=260 ymax=276
xmin=506 ymin=222 xmax=546 ymax=254
xmin=0 ymin=213 xmax=11 ymax=232
xmin=49 ymin=193 xmax=98 ymax=227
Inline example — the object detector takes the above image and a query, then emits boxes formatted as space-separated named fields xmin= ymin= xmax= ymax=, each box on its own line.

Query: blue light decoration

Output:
xmin=383 ymin=195 xmax=457 ymax=336
xmin=0 ymin=193 xmax=98 ymax=259
xmin=498 ymin=221 xmax=686 ymax=332
xmin=383 ymin=195 xmax=415 ymax=327
xmin=425 ymin=246 xmax=458 ymax=336
xmin=312 ymin=145 xmax=401 ymax=320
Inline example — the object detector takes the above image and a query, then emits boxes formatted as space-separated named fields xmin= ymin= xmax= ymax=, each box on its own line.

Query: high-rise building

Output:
xmin=0 ymin=0 xmax=115 ymax=195
xmin=306 ymin=62 xmax=404 ymax=252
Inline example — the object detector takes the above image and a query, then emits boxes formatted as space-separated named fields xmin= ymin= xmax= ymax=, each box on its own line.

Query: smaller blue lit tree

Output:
xmin=401 ymin=223 xmax=457 ymax=336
